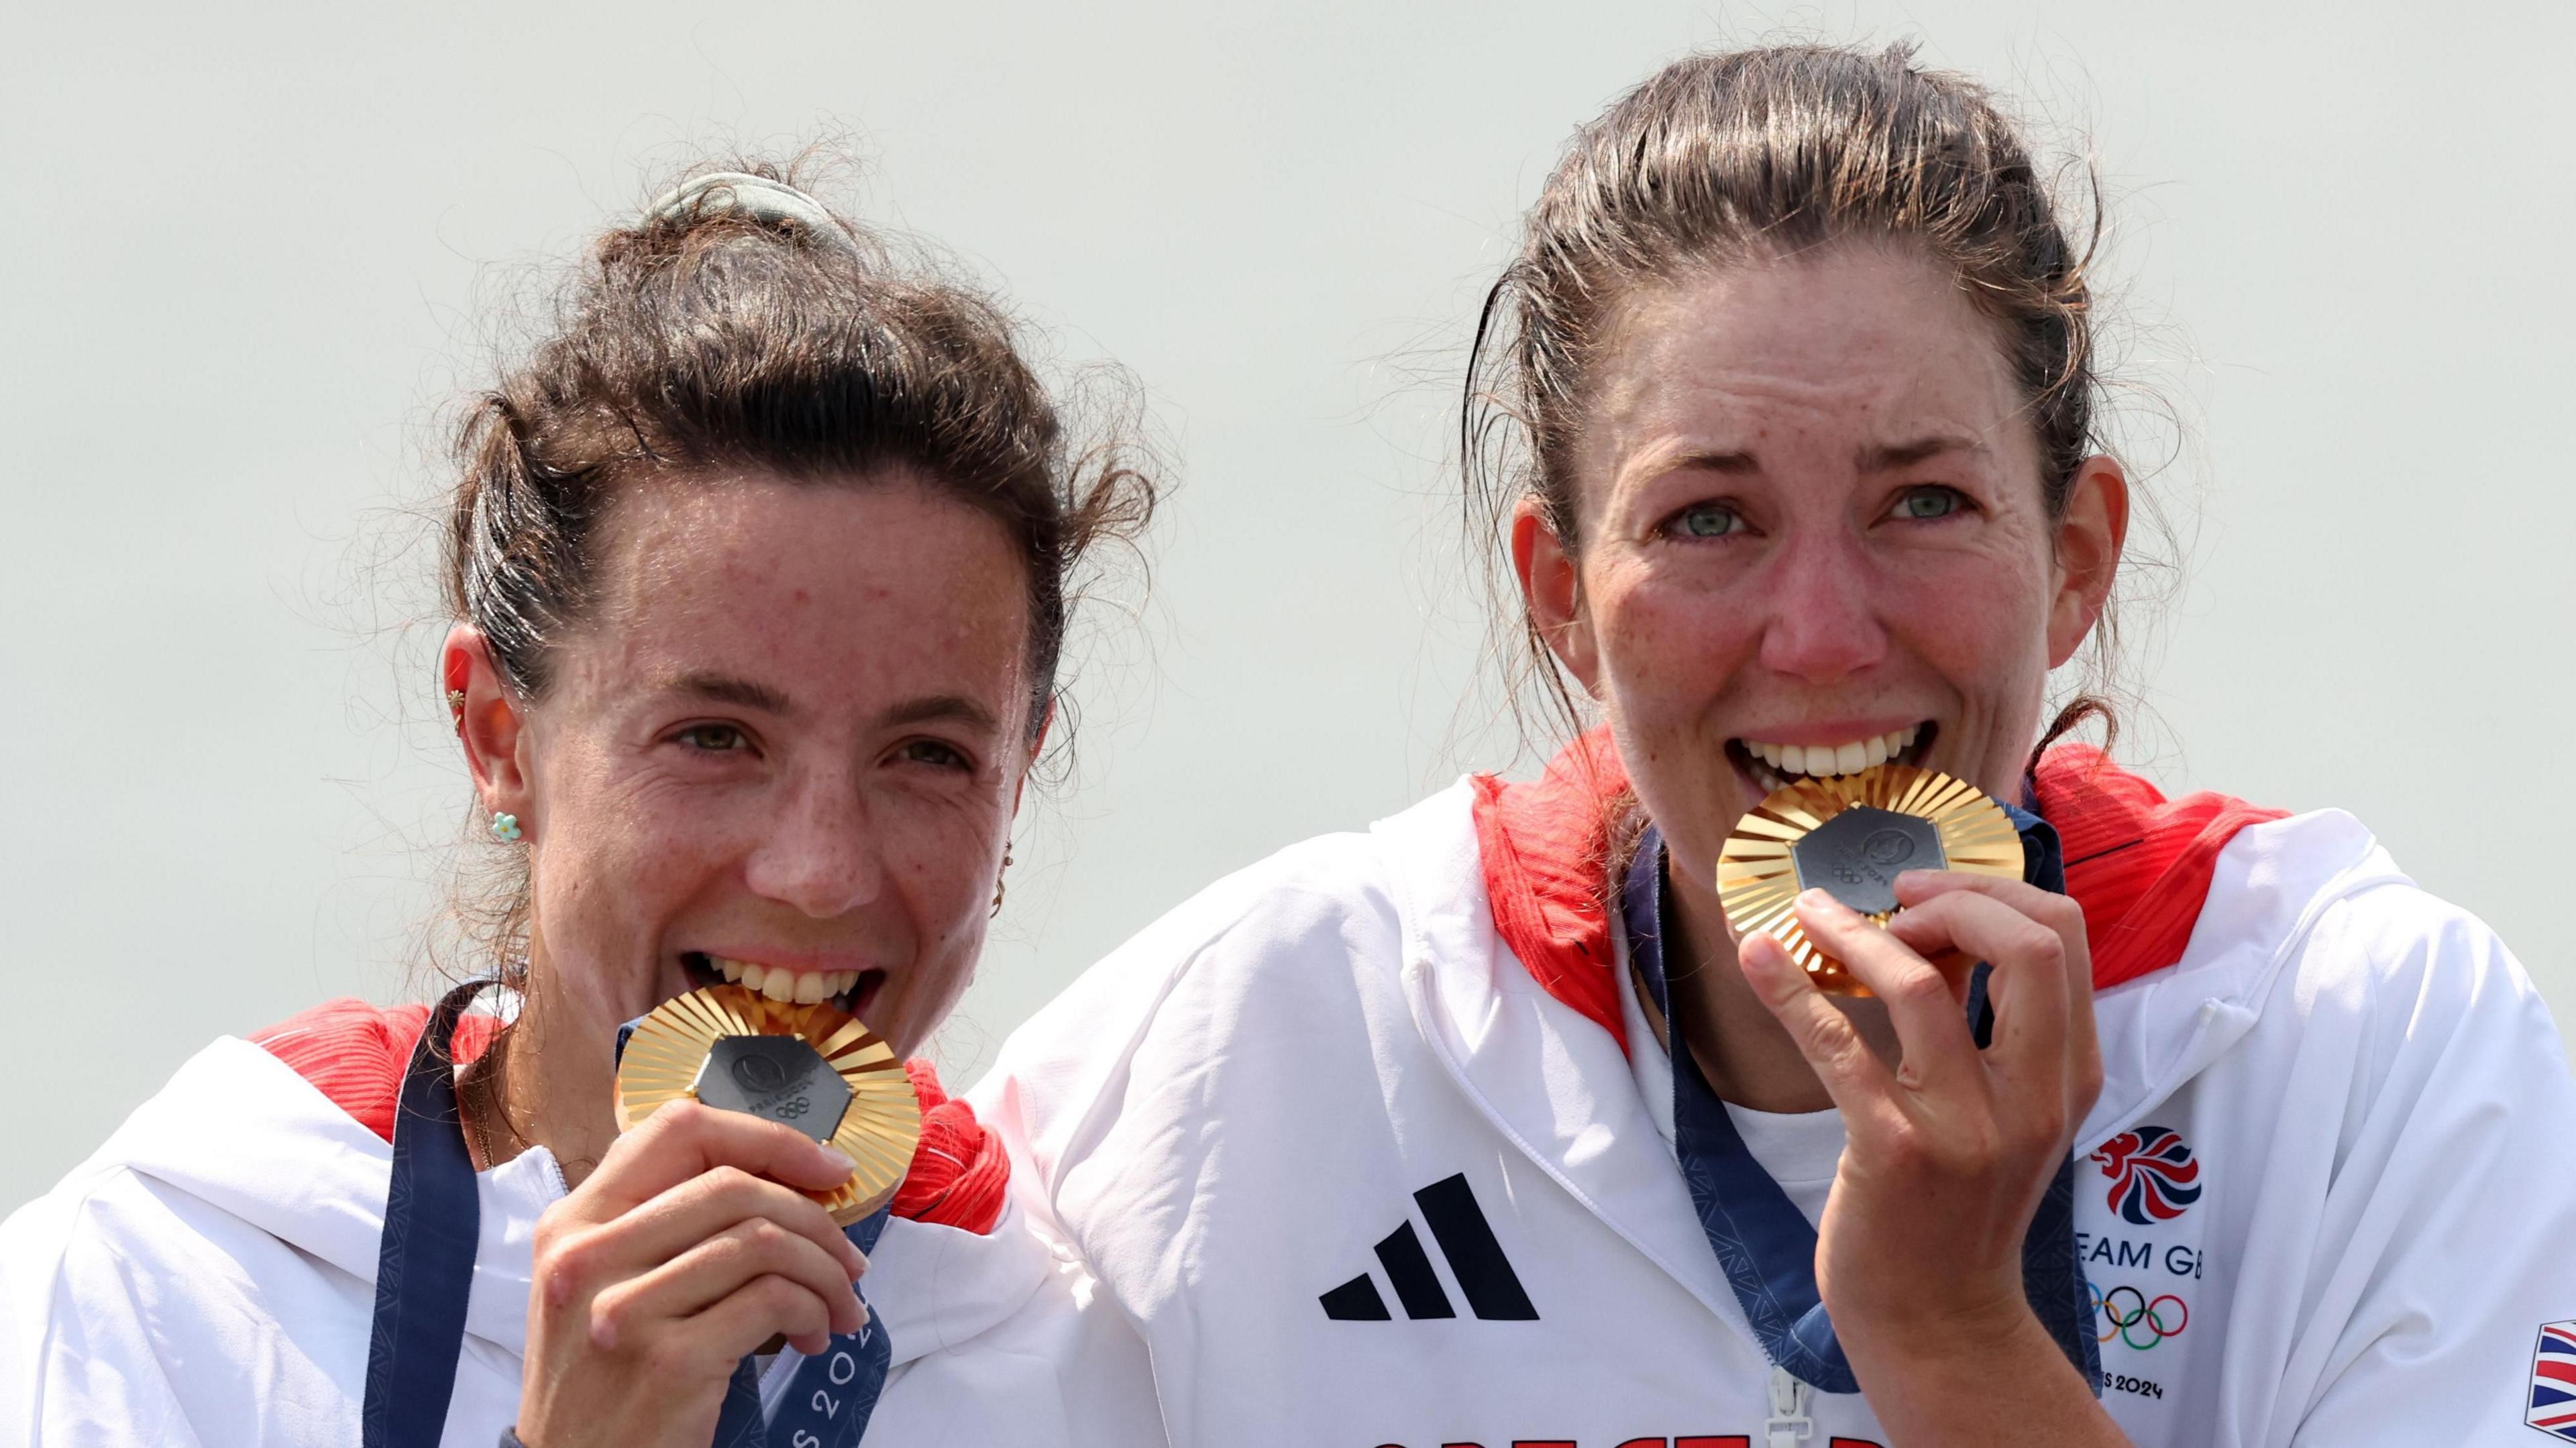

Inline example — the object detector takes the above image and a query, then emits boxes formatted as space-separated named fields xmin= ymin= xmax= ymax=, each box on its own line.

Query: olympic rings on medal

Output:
xmin=2088 ymin=1279 xmax=2189 ymax=1349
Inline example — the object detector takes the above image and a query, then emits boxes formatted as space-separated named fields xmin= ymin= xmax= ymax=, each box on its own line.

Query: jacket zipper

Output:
xmin=1766 ymin=1366 xmax=1815 ymax=1447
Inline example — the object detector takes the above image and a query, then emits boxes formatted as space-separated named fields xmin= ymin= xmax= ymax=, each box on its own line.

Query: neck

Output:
xmin=461 ymin=962 xmax=623 ymax=1188
xmin=1656 ymin=855 xmax=1898 ymax=1114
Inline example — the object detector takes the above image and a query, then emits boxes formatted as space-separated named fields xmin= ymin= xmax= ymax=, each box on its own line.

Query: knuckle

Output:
xmin=2010 ymin=920 xmax=2065 ymax=969
xmin=2019 ymin=1107 xmax=2069 ymax=1154
xmin=1885 ymin=969 xmax=1951 ymax=1013
xmin=702 ymin=1164 xmax=758 ymax=1199
xmin=589 ymin=1285 xmax=637 ymax=1343
xmin=1929 ymin=1121 xmax=2002 ymax=1176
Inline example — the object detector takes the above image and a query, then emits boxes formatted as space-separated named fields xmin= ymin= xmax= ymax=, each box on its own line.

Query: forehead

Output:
xmin=1581 ymin=241 xmax=2034 ymax=484
xmin=572 ymin=469 xmax=1032 ymax=717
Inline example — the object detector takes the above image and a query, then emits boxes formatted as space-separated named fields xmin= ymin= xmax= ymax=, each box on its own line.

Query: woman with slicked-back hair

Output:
xmin=1 ymin=165 xmax=1166 ymax=1446
xmin=962 ymin=42 xmax=2576 ymax=1447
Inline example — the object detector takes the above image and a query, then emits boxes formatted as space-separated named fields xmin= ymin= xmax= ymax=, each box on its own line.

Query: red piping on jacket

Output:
xmin=251 ymin=998 xmax=1006 ymax=1235
xmin=1472 ymin=728 xmax=2288 ymax=1054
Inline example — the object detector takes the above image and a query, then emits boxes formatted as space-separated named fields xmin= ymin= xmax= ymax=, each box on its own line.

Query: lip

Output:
xmin=1727 ymin=716 xmax=1929 ymax=748
xmin=688 ymin=946 xmax=877 ymax=976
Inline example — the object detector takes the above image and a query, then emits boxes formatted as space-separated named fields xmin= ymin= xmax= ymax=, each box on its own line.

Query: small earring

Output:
xmin=490 ymin=812 xmax=522 ymax=842
xmin=447 ymin=689 xmax=468 ymax=733
xmin=990 ymin=844 xmax=1013 ymax=917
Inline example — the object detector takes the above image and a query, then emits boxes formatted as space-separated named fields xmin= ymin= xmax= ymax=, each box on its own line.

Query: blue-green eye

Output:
xmin=1671 ymin=502 xmax=1743 ymax=539
xmin=1891 ymin=486 xmax=1965 ymax=521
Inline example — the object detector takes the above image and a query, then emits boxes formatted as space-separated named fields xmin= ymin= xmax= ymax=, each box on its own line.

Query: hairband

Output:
xmin=641 ymin=171 xmax=862 ymax=260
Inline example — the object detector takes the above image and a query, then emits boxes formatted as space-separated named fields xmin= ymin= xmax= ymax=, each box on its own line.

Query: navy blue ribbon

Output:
xmin=358 ymin=991 xmax=892 ymax=1448
xmin=1624 ymin=807 xmax=2100 ymax=1396
xmin=362 ymin=979 xmax=490 ymax=1448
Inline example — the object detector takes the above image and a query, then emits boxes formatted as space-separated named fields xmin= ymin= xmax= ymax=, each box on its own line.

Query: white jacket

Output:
xmin=972 ymin=778 xmax=2576 ymax=1447
xmin=0 ymin=1029 xmax=1159 ymax=1445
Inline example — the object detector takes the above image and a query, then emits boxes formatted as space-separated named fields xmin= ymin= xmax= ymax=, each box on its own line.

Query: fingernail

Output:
xmin=845 ymin=1245 xmax=870 ymax=1279
xmin=814 ymin=1145 xmax=857 ymax=1175
xmin=1799 ymin=888 xmax=1839 ymax=911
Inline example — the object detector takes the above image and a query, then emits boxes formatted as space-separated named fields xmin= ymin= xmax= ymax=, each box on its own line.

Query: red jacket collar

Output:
xmin=1471 ymin=728 xmax=2288 ymax=1054
xmin=251 ymin=998 xmax=1007 ymax=1235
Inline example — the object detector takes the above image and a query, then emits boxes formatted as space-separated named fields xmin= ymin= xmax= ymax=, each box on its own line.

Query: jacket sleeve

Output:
xmin=2265 ymin=889 xmax=2576 ymax=1447
xmin=0 ymin=1178 xmax=209 ymax=1448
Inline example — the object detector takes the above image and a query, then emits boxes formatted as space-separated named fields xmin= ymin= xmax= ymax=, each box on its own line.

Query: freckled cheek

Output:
xmin=541 ymin=782 xmax=747 ymax=950
xmin=1890 ymin=566 xmax=2052 ymax=698
xmin=883 ymin=821 xmax=999 ymax=950
xmin=1591 ymin=577 xmax=1762 ymax=725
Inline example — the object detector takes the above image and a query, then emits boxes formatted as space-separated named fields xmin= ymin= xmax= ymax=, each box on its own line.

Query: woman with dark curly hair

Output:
xmin=0 ymin=166 xmax=1163 ymax=1448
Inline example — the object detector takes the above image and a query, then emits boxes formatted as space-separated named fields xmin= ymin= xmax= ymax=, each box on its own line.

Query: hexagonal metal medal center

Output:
xmin=1790 ymin=805 xmax=1945 ymax=917
xmin=690 ymin=1035 xmax=850 ymax=1143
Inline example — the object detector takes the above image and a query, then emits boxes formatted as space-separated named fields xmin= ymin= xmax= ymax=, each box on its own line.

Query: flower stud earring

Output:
xmin=490 ymin=812 xmax=523 ymax=842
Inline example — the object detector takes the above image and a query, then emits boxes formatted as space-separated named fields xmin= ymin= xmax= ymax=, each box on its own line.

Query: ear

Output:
xmin=1010 ymin=697 xmax=1055 ymax=816
xmin=2045 ymin=455 xmax=2131 ymax=669
xmin=1511 ymin=496 xmax=1601 ymax=691
xmin=442 ymin=624 xmax=535 ymax=829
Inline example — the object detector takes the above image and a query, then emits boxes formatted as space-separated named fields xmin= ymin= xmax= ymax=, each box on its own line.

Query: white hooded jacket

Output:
xmin=969 ymin=769 xmax=2576 ymax=1447
xmin=0 ymin=1021 xmax=1159 ymax=1445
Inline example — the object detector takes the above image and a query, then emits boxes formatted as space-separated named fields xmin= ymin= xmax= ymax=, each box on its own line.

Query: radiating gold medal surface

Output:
xmin=1717 ymin=763 xmax=2024 ymax=996
xmin=613 ymin=985 xmax=922 ymax=1225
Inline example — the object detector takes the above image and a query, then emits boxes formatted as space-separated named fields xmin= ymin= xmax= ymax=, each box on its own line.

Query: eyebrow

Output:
xmin=1857 ymin=435 xmax=1988 ymax=472
xmin=1659 ymin=447 xmax=1760 ymax=476
xmin=664 ymin=675 xmax=1004 ymax=734
xmin=881 ymin=693 xmax=1002 ymax=733
xmin=667 ymin=672 xmax=796 ymax=714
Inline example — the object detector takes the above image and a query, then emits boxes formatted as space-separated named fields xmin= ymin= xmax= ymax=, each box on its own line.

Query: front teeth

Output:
xmin=708 ymin=956 xmax=864 ymax=1004
xmin=1743 ymin=724 xmax=1922 ymax=780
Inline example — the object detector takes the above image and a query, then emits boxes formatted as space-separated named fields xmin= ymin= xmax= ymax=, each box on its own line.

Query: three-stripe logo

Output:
xmin=1319 ymin=1173 xmax=1538 ymax=1321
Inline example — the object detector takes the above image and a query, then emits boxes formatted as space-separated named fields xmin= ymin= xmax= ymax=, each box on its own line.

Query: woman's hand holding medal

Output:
xmin=517 ymin=1101 xmax=867 ymax=1448
xmin=1738 ymin=871 xmax=2114 ymax=1443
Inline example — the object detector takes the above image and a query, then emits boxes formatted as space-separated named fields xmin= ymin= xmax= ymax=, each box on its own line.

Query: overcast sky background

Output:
xmin=5 ymin=0 xmax=2571 ymax=1213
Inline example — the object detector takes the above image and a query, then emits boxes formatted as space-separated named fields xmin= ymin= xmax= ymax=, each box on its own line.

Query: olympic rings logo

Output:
xmin=2090 ymin=1281 xmax=2188 ymax=1349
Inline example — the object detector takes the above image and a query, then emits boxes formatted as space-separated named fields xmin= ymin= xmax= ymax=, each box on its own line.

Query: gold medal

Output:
xmin=1716 ymin=764 xmax=2024 ymax=996
xmin=613 ymin=985 xmax=922 ymax=1224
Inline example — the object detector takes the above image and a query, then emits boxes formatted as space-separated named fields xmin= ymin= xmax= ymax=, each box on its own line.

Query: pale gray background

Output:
xmin=5 ymin=1 xmax=2570 ymax=1215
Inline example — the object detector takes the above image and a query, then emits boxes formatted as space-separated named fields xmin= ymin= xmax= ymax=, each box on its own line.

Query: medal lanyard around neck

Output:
xmin=1623 ymin=812 xmax=2101 ymax=1396
xmin=362 ymin=982 xmax=893 ymax=1448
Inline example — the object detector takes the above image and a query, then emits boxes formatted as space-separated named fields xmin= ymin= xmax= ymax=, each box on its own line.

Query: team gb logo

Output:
xmin=2090 ymin=1125 xmax=2203 ymax=1225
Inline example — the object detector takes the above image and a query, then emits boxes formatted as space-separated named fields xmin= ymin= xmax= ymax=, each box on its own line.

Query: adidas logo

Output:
xmin=1320 ymin=1172 xmax=1538 ymax=1321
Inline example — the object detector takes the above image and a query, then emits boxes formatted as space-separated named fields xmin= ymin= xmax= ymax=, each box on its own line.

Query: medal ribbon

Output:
xmin=1623 ymin=807 xmax=2100 ymax=1396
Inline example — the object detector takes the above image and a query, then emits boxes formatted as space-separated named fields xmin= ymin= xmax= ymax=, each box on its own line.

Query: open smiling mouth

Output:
xmin=1725 ymin=722 xmax=1937 ymax=796
xmin=678 ymin=952 xmax=886 ymax=1018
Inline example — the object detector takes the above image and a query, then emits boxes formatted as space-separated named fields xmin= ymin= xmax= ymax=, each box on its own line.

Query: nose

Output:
xmin=1754 ymin=532 xmax=1888 ymax=684
xmin=741 ymin=767 xmax=885 ymax=920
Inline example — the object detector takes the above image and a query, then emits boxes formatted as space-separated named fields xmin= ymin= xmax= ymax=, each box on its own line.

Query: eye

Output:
xmin=1888 ymin=486 xmax=1970 ymax=522
xmin=1664 ymin=501 xmax=1745 ymax=539
xmin=894 ymin=738 xmax=973 ymax=772
xmin=674 ymin=723 xmax=751 ymax=753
